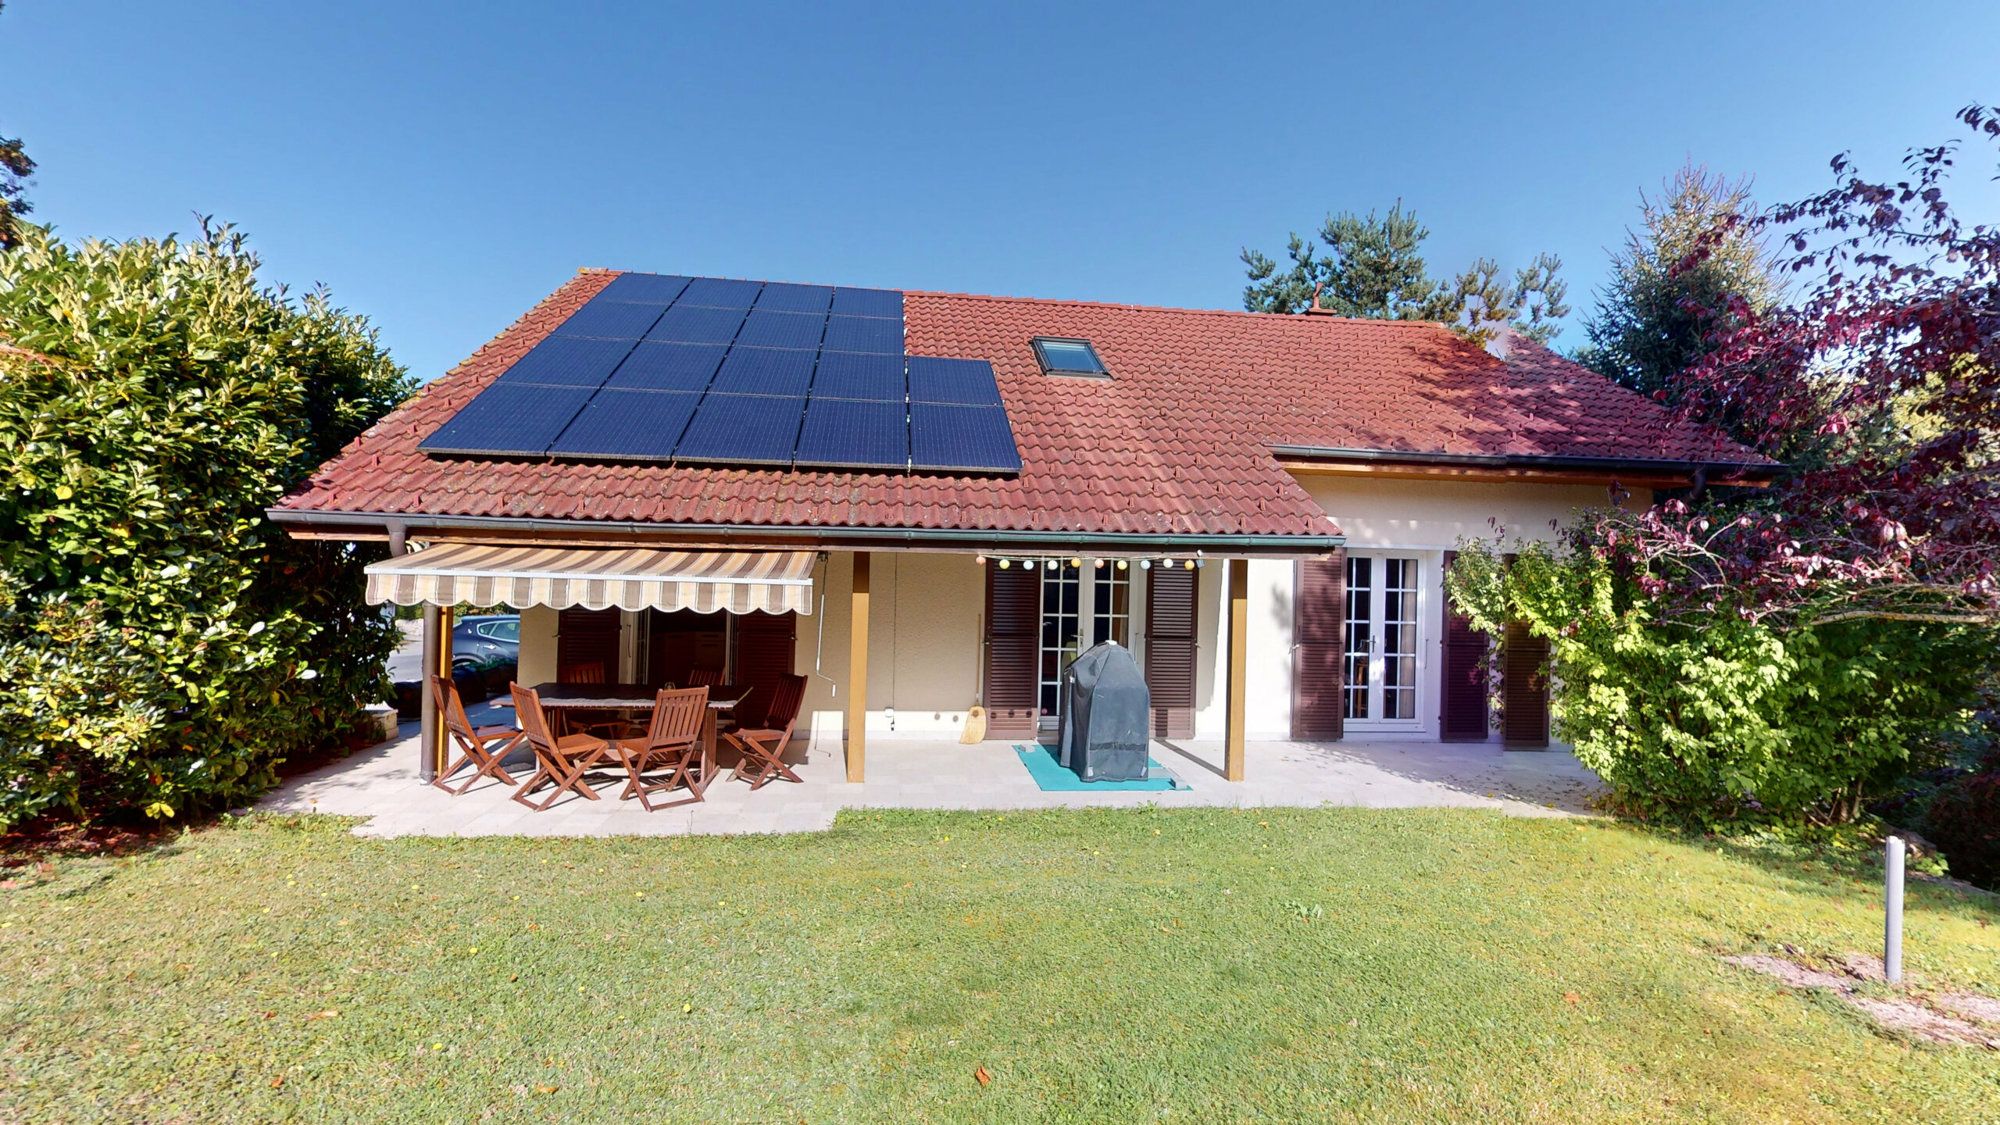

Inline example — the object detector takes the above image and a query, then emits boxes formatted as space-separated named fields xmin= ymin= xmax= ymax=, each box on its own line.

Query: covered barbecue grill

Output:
xmin=1056 ymin=641 xmax=1152 ymax=782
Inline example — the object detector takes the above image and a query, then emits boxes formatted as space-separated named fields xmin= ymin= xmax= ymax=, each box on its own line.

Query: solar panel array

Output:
xmin=420 ymin=273 xmax=1022 ymax=475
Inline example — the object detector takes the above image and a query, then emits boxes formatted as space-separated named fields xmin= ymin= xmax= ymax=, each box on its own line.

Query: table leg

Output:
xmin=696 ymin=709 xmax=718 ymax=796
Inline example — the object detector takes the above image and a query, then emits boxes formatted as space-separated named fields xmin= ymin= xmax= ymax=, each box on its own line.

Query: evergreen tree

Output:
xmin=1240 ymin=202 xmax=1569 ymax=345
xmin=0 ymin=2 xmax=28 ymax=249
xmin=1578 ymin=165 xmax=1778 ymax=398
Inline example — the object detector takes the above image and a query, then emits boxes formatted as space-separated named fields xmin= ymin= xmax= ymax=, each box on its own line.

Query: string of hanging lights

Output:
xmin=974 ymin=555 xmax=1203 ymax=571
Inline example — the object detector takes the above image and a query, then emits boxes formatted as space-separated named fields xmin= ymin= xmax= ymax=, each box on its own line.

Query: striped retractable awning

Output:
xmin=364 ymin=544 xmax=816 ymax=615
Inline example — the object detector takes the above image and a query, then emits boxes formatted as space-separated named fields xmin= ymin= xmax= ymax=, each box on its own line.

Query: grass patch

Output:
xmin=3 ymin=807 xmax=1997 ymax=1121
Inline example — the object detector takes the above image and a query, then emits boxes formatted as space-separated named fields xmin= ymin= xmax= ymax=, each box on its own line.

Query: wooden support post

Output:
xmin=1225 ymin=557 xmax=1249 ymax=782
xmin=418 ymin=605 xmax=441 ymax=781
xmin=424 ymin=605 xmax=455 ymax=779
xmin=846 ymin=553 xmax=870 ymax=783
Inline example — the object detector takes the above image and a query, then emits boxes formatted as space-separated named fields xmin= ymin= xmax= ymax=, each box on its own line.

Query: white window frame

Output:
xmin=1342 ymin=549 xmax=1430 ymax=733
xmin=1035 ymin=558 xmax=1136 ymax=728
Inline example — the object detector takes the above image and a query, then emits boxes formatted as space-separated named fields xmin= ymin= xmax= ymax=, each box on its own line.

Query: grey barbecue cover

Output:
xmin=1057 ymin=641 xmax=1152 ymax=781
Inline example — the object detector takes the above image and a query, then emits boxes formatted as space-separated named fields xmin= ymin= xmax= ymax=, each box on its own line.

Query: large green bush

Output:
xmin=0 ymin=223 xmax=409 ymax=827
xmin=1447 ymin=539 xmax=1993 ymax=825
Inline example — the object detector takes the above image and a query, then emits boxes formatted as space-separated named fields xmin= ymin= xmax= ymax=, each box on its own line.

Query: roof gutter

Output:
xmin=265 ymin=507 xmax=1345 ymax=553
xmin=1269 ymin=444 xmax=1780 ymax=479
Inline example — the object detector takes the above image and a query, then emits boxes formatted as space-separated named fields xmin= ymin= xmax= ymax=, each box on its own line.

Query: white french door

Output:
xmin=1037 ymin=560 xmax=1133 ymax=727
xmin=1343 ymin=553 xmax=1425 ymax=730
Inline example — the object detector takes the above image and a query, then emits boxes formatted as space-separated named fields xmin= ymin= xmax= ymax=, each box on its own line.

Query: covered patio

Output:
xmin=262 ymin=709 xmax=1602 ymax=837
xmin=369 ymin=539 xmax=1299 ymax=797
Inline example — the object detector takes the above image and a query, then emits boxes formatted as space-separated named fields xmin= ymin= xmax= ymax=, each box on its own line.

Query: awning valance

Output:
xmin=365 ymin=544 xmax=815 ymax=615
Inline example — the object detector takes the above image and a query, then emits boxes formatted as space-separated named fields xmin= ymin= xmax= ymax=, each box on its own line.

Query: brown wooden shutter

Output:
xmin=1144 ymin=566 xmax=1198 ymax=738
xmin=1291 ymin=550 xmax=1347 ymax=740
xmin=982 ymin=564 xmax=1040 ymax=741
xmin=556 ymin=608 xmax=621 ymax=681
xmin=1501 ymin=620 xmax=1550 ymax=747
xmin=645 ymin=610 xmax=726 ymax=688
xmin=732 ymin=611 xmax=796 ymax=727
xmin=1439 ymin=550 xmax=1491 ymax=742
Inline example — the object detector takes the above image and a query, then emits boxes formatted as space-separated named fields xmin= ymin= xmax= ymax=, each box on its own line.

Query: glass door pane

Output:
xmin=1380 ymin=557 xmax=1420 ymax=719
xmin=1343 ymin=556 xmax=1373 ymax=720
xmin=1089 ymin=562 xmax=1131 ymax=646
xmin=1038 ymin=563 xmax=1081 ymax=720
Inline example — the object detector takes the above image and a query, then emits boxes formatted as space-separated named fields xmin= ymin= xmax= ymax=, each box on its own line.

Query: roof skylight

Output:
xmin=1031 ymin=337 xmax=1108 ymax=378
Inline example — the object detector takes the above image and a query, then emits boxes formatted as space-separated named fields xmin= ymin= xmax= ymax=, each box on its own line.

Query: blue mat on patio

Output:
xmin=1013 ymin=744 xmax=1189 ymax=792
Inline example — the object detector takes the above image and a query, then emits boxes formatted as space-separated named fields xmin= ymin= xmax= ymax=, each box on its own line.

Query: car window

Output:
xmin=480 ymin=619 xmax=520 ymax=642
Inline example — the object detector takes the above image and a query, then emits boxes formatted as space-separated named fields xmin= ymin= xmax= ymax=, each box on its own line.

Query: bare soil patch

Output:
xmin=1724 ymin=951 xmax=2000 ymax=1048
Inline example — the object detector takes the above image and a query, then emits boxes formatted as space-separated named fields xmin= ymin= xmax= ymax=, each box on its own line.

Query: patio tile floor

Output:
xmin=262 ymin=703 xmax=1605 ymax=837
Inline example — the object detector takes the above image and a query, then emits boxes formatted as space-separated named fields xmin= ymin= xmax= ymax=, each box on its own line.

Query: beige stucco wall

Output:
xmin=507 ymin=477 xmax=1642 ymax=751
xmin=1302 ymin=476 xmax=1636 ymax=550
xmin=794 ymin=551 xmax=987 ymax=747
xmin=1184 ymin=477 xmax=1648 ymax=739
xmin=517 ymin=604 xmax=558 ymax=687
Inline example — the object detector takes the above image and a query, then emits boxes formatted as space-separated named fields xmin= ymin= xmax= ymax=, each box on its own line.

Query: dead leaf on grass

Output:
xmin=1562 ymin=991 xmax=1581 ymax=1005
xmin=974 ymin=1066 xmax=992 ymax=1086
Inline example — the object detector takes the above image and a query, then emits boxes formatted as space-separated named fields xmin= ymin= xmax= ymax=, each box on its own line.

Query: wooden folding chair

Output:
xmin=608 ymin=687 xmax=709 ymax=811
xmin=430 ymin=674 xmax=524 ymax=794
xmin=509 ymin=684 xmax=612 ymax=811
xmin=723 ymin=674 xmax=806 ymax=790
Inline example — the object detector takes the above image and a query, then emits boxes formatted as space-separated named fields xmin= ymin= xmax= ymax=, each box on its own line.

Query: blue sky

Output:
xmin=8 ymin=1 xmax=1997 ymax=382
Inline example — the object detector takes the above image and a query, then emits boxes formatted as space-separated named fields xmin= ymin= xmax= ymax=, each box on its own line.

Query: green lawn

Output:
xmin=3 ymin=808 xmax=1997 ymax=1123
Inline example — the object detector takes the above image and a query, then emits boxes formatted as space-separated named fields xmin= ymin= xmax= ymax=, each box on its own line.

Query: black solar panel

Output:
xmin=830 ymin=287 xmax=902 ymax=318
xmin=418 ymin=383 xmax=595 ymax=457
xmin=909 ymin=402 xmax=1022 ymax=474
xmin=547 ymin=389 xmax=700 ymax=461
xmin=602 ymin=341 xmax=727 ymax=393
xmin=734 ymin=309 xmax=827 ymax=350
xmin=551 ymin=299 xmax=667 ymax=340
xmin=494 ymin=336 xmax=636 ymax=388
xmin=424 ymin=273 xmax=1020 ymax=476
xmin=674 ymin=394 xmax=803 ymax=466
xmin=677 ymin=277 xmax=762 ymax=308
xmin=595 ymin=273 xmax=690 ymax=304
xmin=754 ymin=283 xmax=834 ymax=314
xmin=823 ymin=314 xmax=903 ymax=355
xmin=646 ymin=304 xmax=748 ymax=345
xmin=908 ymin=355 xmax=1002 ymax=406
xmin=810 ymin=351 xmax=905 ymax=401
xmin=709 ymin=347 xmax=816 ymax=396
xmin=795 ymin=398 xmax=908 ymax=471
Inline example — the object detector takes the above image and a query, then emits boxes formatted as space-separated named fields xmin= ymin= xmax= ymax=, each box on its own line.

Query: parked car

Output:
xmin=452 ymin=613 xmax=520 ymax=665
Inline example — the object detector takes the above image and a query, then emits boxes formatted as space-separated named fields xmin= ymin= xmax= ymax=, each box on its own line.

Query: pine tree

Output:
xmin=0 ymin=2 xmax=30 ymax=249
xmin=1578 ymin=165 xmax=1778 ymax=398
xmin=1240 ymin=202 xmax=1569 ymax=345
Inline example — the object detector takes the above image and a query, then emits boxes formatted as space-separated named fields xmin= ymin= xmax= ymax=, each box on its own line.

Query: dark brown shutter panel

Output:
xmin=1439 ymin=551 xmax=1491 ymax=742
xmin=1291 ymin=550 xmax=1347 ymax=740
xmin=645 ymin=610 xmax=726 ymax=688
xmin=982 ymin=564 xmax=1040 ymax=740
xmin=1145 ymin=567 xmax=1198 ymax=738
xmin=556 ymin=608 xmax=621 ymax=681
xmin=732 ymin=611 xmax=796 ymax=727
xmin=1501 ymin=619 xmax=1550 ymax=747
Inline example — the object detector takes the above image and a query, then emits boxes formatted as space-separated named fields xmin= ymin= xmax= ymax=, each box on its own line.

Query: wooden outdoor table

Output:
xmin=529 ymin=682 xmax=749 ymax=796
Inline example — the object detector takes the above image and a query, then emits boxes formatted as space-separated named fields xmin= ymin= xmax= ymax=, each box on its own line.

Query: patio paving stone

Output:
xmin=262 ymin=722 xmax=1605 ymax=838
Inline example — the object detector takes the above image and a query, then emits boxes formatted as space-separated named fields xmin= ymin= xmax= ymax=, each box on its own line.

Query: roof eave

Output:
xmin=265 ymin=507 xmax=1346 ymax=558
xmin=1270 ymin=445 xmax=1780 ymax=488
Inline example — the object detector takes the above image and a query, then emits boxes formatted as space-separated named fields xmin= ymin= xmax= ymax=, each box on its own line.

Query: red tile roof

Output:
xmin=273 ymin=270 xmax=1765 ymax=542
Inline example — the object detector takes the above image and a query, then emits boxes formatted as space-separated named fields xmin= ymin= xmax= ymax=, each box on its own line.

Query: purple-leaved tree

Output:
xmin=1604 ymin=105 xmax=1999 ymax=627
